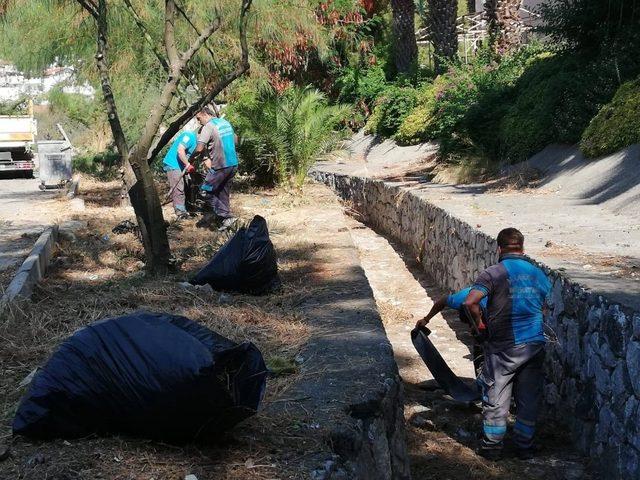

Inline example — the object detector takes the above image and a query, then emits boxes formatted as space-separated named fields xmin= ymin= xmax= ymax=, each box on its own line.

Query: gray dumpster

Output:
xmin=37 ymin=140 xmax=72 ymax=189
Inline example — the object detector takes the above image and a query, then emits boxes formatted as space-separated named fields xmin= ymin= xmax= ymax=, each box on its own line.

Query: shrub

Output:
xmin=48 ymin=87 xmax=101 ymax=127
xmin=539 ymin=0 xmax=639 ymax=56
xmin=408 ymin=45 xmax=544 ymax=152
xmin=363 ymin=102 xmax=384 ymax=135
xmin=394 ymin=83 xmax=436 ymax=145
xmin=364 ymin=85 xmax=417 ymax=137
xmin=427 ymin=71 xmax=479 ymax=141
xmin=426 ymin=47 xmax=630 ymax=164
xmin=580 ymin=78 xmax=640 ymax=158
xmin=336 ymin=64 xmax=389 ymax=107
xmin=227 ymin=86 xmax=351 ymax=187
xmin=492 ymin=53 xmax=622 ymax=163
xmin=73 ymin=151 xmax=120 ymax=180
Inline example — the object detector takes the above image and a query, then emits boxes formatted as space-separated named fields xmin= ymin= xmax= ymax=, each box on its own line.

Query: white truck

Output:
xmin=0 ymin=113 xmax=37 ymax=177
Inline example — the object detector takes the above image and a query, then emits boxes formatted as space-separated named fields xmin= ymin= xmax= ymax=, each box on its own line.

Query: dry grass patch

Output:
xmin=0 ymin=181 xmax=337 ymax=480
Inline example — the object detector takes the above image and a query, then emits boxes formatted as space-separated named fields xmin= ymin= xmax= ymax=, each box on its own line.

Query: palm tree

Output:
xmin=390 ymin=0 xmax=418 ymax=74
xmin=232 ymin=87 xmax=350 ymax=187
xmin=428 ymin=0 xmax=458 ymax=73
xmin=484 ymin=0 xmax=523 ymax=53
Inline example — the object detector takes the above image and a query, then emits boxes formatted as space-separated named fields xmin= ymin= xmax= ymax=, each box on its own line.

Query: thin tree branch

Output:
xmin=121 ymin=0 xmax=191 ymax=108
xmin=122 ymin=0 xmax=170 ymax=73
xmin=77 ymin=0 xmax=98 ymax=19
xmin=174 ymin=0 xmax=224 ymax=94
xmin=148 ymin=0 xmax=252 ymax=162
xmin=164 ymin=0 xmax=180 ymax=68
xmin=179 ymin=15 xmax=222 ymax=66
xmin=175 ymin=0 xmax=220 ymax=67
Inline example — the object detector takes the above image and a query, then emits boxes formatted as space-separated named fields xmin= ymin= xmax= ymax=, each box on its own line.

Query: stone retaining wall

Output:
xmin=313 ymin=170 xmax=640 ymax=479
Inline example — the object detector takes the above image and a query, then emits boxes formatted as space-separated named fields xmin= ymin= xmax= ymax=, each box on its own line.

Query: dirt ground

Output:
xmin=0 ymin=180 xmax=341 ymax=480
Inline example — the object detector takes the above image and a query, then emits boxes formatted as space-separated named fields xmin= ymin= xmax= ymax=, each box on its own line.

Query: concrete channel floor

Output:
xmin=343 ymin=212 xmax=590 ymax=478
xmin=319 ymin=135 xmax=640 ymax=312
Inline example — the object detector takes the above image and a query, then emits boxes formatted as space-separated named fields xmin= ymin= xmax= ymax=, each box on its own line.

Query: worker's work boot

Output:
xmin=477 ymin=446 xmax=503 ymax=461
xmin=515 ymin=448 xmax=535 ymax=460
xmin=196 ymin=213 xmax=220 ymax=229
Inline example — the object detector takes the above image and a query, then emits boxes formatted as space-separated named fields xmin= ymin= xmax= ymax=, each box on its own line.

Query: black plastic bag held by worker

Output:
xmin=190 ymin=215 xmax=280 ymax=295
xmin=411 ymin=326 xmax=480 ymax=402
xmin=13 ymin=312 xmax=268 ymax=442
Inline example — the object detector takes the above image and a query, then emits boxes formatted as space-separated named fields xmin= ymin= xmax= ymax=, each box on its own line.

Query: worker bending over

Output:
xmin=192 ymin=105 xmax=239 ymax=230
xmin=162 ymin=129 xmax=197 ymax=219
xmin=464 ymin=228 xmax=551 ymax=461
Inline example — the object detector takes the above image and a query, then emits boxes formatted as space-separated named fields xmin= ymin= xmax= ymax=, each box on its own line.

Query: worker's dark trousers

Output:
xmin=201 ymin=166 xmax=237 ymax=218
xmin=477 ymin=342 xmax=545 ymax=452
xmin=166 ymin=169 xmax=186 ymax=213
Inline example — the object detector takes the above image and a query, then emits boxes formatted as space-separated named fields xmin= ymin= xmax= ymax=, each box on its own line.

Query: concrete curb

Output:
xmin=1 ymin=225 xmax=59 ymax=310
xmin=66 ymin=175 xmax=80 ymax=199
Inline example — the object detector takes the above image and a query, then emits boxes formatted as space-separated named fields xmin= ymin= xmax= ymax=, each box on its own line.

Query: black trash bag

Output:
xmin=13 ymin=311 xmax=268 ymax=442
xmin=190 ymin=215 xmax=280 ymax=295
xmin=411 ymin=326 xmax=480 ymax=403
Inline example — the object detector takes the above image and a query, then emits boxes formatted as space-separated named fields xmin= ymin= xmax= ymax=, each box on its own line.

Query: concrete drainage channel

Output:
xmin=312 ymin=170 xmax=640 ymax=479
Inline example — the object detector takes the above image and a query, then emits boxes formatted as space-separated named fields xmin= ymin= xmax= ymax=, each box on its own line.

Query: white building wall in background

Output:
xmin=0 ymin=63 xmax=94 ymax=102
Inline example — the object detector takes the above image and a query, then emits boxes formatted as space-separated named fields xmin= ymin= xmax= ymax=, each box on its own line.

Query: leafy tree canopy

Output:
xmin=0 ymin=0 xmax=333 ymax=140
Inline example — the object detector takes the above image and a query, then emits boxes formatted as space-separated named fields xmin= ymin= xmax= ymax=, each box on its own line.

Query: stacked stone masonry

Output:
xmin=312 ymin=171 xmax=640 ymax=479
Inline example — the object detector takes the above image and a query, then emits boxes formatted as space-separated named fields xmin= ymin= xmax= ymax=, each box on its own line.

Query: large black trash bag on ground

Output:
xmin=13 ymin=311 xmax=268 ymax=442
xmin=190 ymin=215 xmax=280 ymax=295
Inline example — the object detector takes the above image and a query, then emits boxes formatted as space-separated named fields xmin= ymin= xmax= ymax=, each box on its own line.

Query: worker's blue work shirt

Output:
xmin=447 ymin=287 xmax=488 ymax=311
xmin=472 ymin=254 xmax=551 ymax=352
xmin=197 ymin=118 xmax=238 ymax=169
xmin=163 ymin=131 xmax=197 ymax=172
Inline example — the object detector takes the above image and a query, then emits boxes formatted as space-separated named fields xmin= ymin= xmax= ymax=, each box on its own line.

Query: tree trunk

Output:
xmin=94 ymin=0 xmax=171 ymax=275
xmin=81 ymin=0 xmax=251 ymax=274
xmin=484 ymin=0 xmax=522 ymax=54
xmin=428 ymin=0 xmax=458 ymax=73
xmin=390 ymin=0 xmax=418 ymax=75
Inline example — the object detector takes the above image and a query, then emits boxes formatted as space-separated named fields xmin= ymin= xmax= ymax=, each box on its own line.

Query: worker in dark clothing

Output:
xmin=464 ymin=228 xmax=551 ymax=461
xmin=416 ymin=286 xmax=488 ymax=373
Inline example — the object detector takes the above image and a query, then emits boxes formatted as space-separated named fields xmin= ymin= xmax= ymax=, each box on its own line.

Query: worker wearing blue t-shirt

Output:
xmin=191 ymin=105 xmax=239 ymax=231
xmin=464 ymin=228 xmax=551 ymax=461
xmin=162 ymin=130 xmax=197 ymax=219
